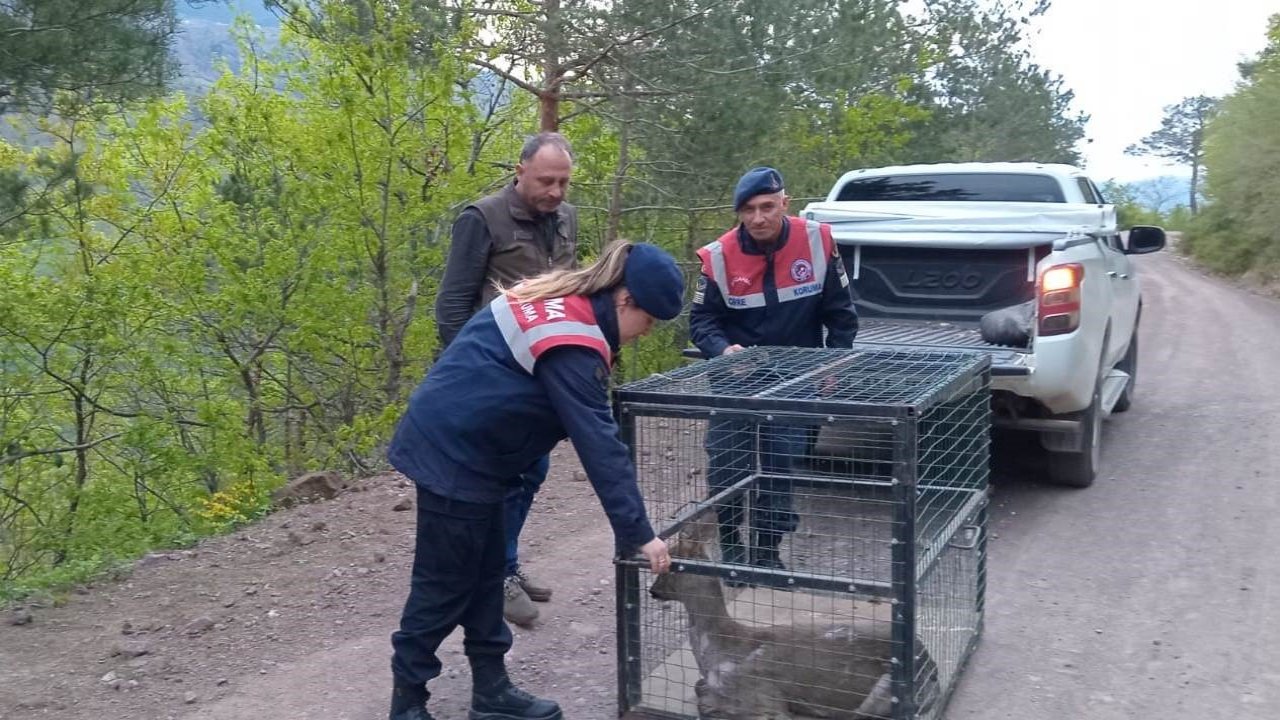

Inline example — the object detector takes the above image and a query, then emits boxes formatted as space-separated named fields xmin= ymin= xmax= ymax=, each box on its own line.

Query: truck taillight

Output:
xmin=1038 ymin=263 xmax=1083 ymax=336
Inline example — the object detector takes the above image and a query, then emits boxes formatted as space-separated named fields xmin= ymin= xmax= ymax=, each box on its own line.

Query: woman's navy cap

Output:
xmin=624 ymin=243 xmax=684 ymax=321
xmin=733 ymin=166 xmax=785 ymax=210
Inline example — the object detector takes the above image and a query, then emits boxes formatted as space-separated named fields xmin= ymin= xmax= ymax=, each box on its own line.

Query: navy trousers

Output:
xmin=705 ymin=418 xmax=807 ymax=542
xmin=390 ymin=486 xmax=512 ymax=686
xmin=503 ymin=454 xmax=550 ymax=577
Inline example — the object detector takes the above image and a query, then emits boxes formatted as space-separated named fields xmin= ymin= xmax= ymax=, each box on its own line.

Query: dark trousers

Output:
xmin=391 ymin=486 xmax=513 ymax=686
xmin=705 ymin=418 xmax=808 ymax=542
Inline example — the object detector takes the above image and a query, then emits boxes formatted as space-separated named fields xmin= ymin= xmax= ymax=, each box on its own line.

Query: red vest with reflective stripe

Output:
xmin=696 ymin=217 xmax=836 ymax=310
xmin=489 ymin=293 xmax=612 ymax=373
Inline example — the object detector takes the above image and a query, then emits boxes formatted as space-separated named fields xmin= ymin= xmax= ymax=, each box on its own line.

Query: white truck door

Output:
xmin=1100 ymin=232 xmax=1139 ymax=366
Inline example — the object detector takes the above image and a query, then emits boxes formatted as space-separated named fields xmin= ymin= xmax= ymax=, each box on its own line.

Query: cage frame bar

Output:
xmin=616 ymin=406 xmax=645 ymax=718
xmin=890 ymin=417 xmax=920 ymax=719
xmin=615 ymin=348 xmax=992 ymax=420
xmin=614 ymin=348 xmax=991 ymax=720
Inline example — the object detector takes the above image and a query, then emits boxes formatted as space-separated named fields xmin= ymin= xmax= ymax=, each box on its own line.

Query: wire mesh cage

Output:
xmin=613 ymin=346 xmax=991 ymax=720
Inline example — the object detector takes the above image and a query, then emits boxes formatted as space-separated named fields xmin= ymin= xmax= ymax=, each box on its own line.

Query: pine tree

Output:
xmin=0 ymin=1 xmax=208 ymax=112
xmin=1126 ymin=95 xmax=1219 ymax=213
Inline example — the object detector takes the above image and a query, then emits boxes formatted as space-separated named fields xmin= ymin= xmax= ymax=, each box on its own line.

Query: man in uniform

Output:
xmin=689 ymin=166 xmax=859 ymax=570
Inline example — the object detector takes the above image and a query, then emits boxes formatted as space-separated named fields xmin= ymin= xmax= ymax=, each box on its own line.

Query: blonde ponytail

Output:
xmin=502 ymin=241 xmax=634 ymax=302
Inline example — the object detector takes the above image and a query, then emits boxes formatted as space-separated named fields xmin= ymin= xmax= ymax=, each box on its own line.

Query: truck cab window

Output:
xmin=835 ymin=173 xmax=1066 ymax=203
xmin=1076 ymin=178 xmax=1102 ymax=204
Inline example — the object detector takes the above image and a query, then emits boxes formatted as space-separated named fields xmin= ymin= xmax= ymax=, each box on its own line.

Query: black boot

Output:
xmin=389 ymin=680 xmax=435 ymax=720
xmin=470 ymin=679 xmax=562 ymax=720
xmin=750 ymin=531 xmax=787 ymax=570
xmin=470 ymin=657 xmax=562 ymax=720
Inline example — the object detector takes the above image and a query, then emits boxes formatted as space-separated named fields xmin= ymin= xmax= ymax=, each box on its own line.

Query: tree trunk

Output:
xmin=284 ymin=357 xmax=298 ymax=476
xmin=1190 ymin=161 xmax=1199 ymax=215
xmin=685 ymin=208 xmax=699 ymax=259
xmin=540 ymin=0 xmax=564 ymax=132
xmin=606 ymin=114 xmax=631 ymax=247
xmin=383 ymin=280 xmax=417 ymax=404
xmin=56 ymin=359 xmax=92 ymax=566
xmin=241 ymin=363 xmax=266 ymax=447
xmin=539 ymin=92 xmax=560 ymax=133
xmin=1190 ymin=122 xmax=1205 ymax=214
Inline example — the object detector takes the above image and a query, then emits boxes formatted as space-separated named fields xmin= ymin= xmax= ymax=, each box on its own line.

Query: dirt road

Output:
xmin=3 ymin=251 xmax=1278 ymax=720
xmin=946 ymin=251 xmax=1280 ymax=719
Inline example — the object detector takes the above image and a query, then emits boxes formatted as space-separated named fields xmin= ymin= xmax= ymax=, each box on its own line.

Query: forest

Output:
xmin=1 ymin=0 xmax=1271 ymax=596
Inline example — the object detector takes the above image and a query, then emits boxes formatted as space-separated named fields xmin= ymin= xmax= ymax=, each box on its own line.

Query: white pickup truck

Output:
xmin=802 ymin=162 xmax=1166 ymax=487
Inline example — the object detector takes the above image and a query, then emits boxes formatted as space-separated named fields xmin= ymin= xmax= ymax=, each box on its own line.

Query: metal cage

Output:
xmin=613 ymin=346 xmax=991 ymax=720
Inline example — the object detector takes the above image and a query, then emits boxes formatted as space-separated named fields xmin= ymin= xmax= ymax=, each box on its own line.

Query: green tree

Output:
xmin=1099 ymin=180 xmax=1163 ymax=229
xmin=0 ymin=0 xmax=501 ymax=591
xmin=1126 ymin=95 xmax=1219 ymax=213
xmin=0 ymin=104 xmax=222 ymax=579
xmin=563 ymin=0 xmax=926 ymax=236
xmin=905 ymin=0 xmax=1085 ymax=165
xmin=0 ymin=1 xmax=228 ymax=112
xmin=1195 ymin=16 xmax=1280 ymax=274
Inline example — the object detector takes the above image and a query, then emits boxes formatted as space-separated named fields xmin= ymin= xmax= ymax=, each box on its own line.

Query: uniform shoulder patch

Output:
xmin=692 ymin=275 xmax=707 ymax=305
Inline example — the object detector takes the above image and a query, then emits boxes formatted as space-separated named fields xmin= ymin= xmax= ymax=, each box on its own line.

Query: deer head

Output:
xmin=643 ymin=514 xmax=926 ymax=720
xmin=648 ymin=517 xmax=718 ymax=603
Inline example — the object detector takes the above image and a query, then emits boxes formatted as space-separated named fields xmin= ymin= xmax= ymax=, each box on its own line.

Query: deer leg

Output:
xmin=697 ymin=676 xmax=792 ymax=720
xmin=695 ymin=673 xmax=742 ymax=719
xmin=914 ymin=645 xmax=942 ymax=718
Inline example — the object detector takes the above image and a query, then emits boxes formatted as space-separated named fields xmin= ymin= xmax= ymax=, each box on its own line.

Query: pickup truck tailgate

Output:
xmin=854 ymin=319 xmax=1030 ymax=376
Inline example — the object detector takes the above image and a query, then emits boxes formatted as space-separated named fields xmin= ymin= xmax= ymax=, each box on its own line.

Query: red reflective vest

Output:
xmin=696 ymin=217 xmax=837 ymax=309
xmin=489 ymin=292 xmax=612 ymax=373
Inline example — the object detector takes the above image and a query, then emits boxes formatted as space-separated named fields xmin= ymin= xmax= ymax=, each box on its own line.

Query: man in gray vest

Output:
xmin=434 ymin=132 xmax=578 ymax=627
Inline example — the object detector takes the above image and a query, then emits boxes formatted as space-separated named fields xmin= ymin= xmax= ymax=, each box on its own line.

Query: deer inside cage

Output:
xmin=613 ymin=347 xmax=991 ymax=720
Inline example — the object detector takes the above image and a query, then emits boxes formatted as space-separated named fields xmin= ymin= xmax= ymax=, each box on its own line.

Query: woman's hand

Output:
xmin=640 ymin=537 xmax=671 ymax=574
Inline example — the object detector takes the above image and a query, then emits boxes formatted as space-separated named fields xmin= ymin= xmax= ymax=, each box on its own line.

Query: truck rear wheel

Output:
xmin=1047 ymin=380 xmax=1102 ymax=488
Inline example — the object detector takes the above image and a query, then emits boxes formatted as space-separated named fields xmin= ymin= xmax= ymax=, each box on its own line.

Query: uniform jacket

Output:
xmin=690 ymin=216 xmax=858 ymax=357
xmin=390 ymin=291 xmax=655 ymax=552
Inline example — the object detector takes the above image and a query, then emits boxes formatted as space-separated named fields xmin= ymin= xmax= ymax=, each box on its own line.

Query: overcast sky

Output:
xmin=1026 ymin=0 xmax=1278 ymax=182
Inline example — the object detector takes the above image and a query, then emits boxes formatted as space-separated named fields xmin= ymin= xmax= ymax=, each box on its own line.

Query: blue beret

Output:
xmin=733 ymin=167 xmax=785 ymax=210
xmin=624 ymin=243 xmax=684 ymax=321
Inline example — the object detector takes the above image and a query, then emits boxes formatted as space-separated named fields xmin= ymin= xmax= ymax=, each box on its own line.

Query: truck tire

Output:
xmin=1047 ymin=382 xmax=1101 ymax=487
xmin=1045 ymin=330 xmax=1112 ymax=492
xmin=1111 ymin=330 xmax=1138 ymax=413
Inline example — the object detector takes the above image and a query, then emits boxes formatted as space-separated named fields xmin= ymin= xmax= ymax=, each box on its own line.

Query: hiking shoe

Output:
xmin=471 ymin=679 xmax=562 ymax=720
xmin=513 ymin=568 xmax=552 ymax=602
xmin=503 ymin=575 xmax=539 ymax=627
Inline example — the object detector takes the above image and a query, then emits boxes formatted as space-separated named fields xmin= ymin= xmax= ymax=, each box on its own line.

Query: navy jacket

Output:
xmin=389 ymin=291 xmax=655 ymax=553
xmin=690 ymin=218 xmax=858 ymax=358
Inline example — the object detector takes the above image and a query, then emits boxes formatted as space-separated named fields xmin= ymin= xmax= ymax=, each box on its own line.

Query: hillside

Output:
xmin=179 ymin=1 xmax=280 ymax=27
xmin=0 ymin=445 xmax=628 ymax=720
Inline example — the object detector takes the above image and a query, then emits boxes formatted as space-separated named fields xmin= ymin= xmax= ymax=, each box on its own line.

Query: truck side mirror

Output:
xmin=1125 ymin=226 xmax=1166 ymax=255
